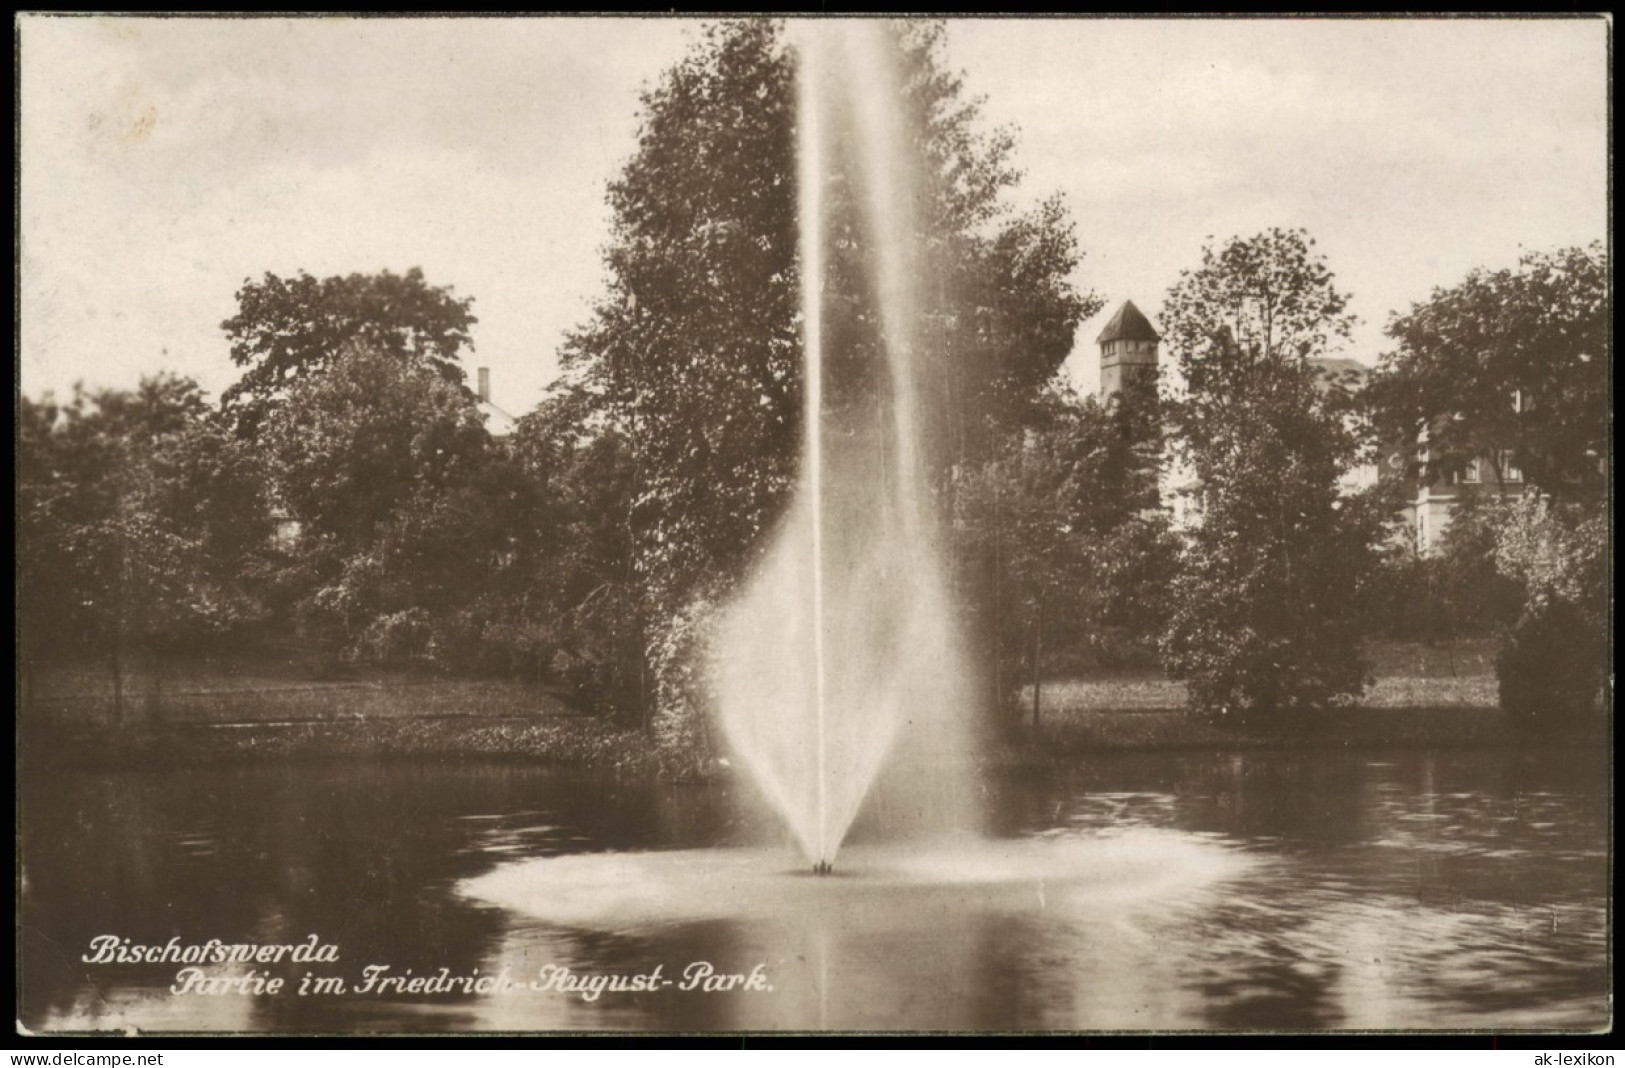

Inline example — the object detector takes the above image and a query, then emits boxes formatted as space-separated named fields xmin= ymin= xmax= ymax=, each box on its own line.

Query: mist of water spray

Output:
xmin=713 ymin=22 xmax=977 ymax=871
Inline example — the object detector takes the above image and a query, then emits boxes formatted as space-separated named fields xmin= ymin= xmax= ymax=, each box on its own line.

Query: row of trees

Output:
xmin=18 ymin=20 xmax=1606 ymax=743
xmin=20 ymin=376 xmax=268 ymax=716
xmin=979 ymin=230 xmax=1607 ymax=731
xmin=1371 ymin=242 xmax=1610 ymax=729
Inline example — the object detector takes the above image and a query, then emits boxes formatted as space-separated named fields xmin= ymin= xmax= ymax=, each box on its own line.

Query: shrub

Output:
xmin=351 ymin=608 xmax=432 ymax=668
xmin=1494 ymin=495 xmax=1608 ymax=733
xmin=649 ymin=592 xmax=723 ymax=775
xmin=1498 ymin=600 xmax=1606 ymax=732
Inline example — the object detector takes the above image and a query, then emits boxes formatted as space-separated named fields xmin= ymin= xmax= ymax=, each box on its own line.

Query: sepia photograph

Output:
xmin=15 ymin=14 xmax=1610 ymax=1036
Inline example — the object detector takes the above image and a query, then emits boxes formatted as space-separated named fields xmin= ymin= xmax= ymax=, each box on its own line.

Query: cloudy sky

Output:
xmin=19 ymin=16 xmax=1607 ymax=412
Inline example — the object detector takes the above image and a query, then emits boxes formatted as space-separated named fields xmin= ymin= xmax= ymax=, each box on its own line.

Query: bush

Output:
xmin=649 ymin=592 xmax=723 ymax=775
xmin=1494 ymin=495 xmax=1609 ymax=735
xmin=1497 ymin=600 xmax=1606 ymax=733
xmin=351 ymin=608 xmax=433 ymax=668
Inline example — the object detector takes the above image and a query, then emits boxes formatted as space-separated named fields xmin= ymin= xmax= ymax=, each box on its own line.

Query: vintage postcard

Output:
xmin=16 ymin=14 xmax=1610 ymax=1037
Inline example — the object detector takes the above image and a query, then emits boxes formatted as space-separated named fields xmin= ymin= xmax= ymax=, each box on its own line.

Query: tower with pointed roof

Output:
xmin=1097 ymin=299 xmax=1160 ymax=402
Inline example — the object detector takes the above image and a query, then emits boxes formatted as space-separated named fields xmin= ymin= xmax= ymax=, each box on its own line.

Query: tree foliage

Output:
xmin=1361 ymin=491 xmax=1524 ymax=646
xmin=221 ymin=267 xmax=477 ymax=437
xmin=1366 ymin=242 xmax=1608 ymax=497
xmin=17 ymin=375 xmax=271 ymax=716
xmin=503 ymin=389 xmax=646 ymax=716
xmin=559 ymin=19 xmax=1095 ymax=728
xmin=1495 ymin=495 xmax=1609 ymax=624
xmin=953 ymin=377 xmax=1174 ymax=720
xmin=261 ymin=343 xmax=527 ymax=667
xmin=1159 ymin=230 xmax=1378 ymax=722
xmin=1492 ymin=493 xmax=1608 ymax=732
xmin=1363 ymin=243 xmax=1608 ymax=730
xmin=560 ymin=19 xmax=799 ymax=627
xmin=1162 ymin=227 xmax=1358 ymax=433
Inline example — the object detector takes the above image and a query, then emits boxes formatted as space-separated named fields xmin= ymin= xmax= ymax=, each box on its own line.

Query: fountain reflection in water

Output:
xmin=713 ymin=21 xmax=976 ymax=871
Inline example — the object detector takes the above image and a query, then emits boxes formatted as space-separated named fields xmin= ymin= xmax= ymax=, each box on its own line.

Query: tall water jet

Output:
xmin=713 ymin=22 xmax=977 ymax=871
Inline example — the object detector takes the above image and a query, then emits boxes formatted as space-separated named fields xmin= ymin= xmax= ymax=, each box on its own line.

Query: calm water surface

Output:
xmin=19 ymin=747 xmax=1609 ymax=1032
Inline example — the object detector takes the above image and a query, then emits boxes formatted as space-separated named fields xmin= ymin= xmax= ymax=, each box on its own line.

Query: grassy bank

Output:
xmin=23 ymin=638 xmax=1567 ymax=773
xmin=22 ymin=713 xmax=659 ymax=773
xmin=1027 ymin=672 xmax=1498 ymax=717
xmin=998 ymin=638 xmax=1529 ymax=758
xmin=998 ymin=707 xmax=1524 ymax=763
xmin=30 ymin=672 xmax=570 ymax=727
xmin=22 ymin=651 xmax=660 ymax=772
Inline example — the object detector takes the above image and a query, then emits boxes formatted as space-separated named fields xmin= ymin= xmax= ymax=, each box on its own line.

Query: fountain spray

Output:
xmin=713 ymin=22 xmax=976 ymax=874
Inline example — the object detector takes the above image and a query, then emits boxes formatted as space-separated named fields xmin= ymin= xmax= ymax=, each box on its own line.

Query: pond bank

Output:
xmin=24 ymin=702 xmax=1583 ymax=776
xmin=21 ymin=714 xmax=661 ymax=773
xmin=1006 ymin=705 xmax=1527 ymax=760
xmin=25 ymin=641 xmax=1585 ymax=773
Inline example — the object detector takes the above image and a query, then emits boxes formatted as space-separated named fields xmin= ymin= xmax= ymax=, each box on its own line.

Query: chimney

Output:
xmin=477 ymin=367 xmax=491 ymax=404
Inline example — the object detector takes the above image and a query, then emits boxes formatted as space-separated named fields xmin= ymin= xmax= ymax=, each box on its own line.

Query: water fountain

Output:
xmin=710 ymin=21 xmax=976 ymax=872
xmin=460 ymin=24 xmax=1252 ymax=1025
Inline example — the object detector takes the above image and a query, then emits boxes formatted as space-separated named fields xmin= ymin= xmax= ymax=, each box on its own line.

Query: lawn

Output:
xmin=1027 ymin=673 xmax=1499 ymax=716
xmin=22 ymin=649 xmax=647 ymax=772
xmin=1006 ymin=638 xmax=1515 ymax=755
xmin=23 ymin=637 xmax=1529 ymax=771
xmin=28 ymin=644 xmax=570 ymax=728
xmin=1028 ymin=638 xmax=1500 ymax=717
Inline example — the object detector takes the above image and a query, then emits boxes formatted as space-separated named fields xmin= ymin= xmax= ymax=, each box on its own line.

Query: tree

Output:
xmin=260 ymin=343 xmax=524 ymax=666
xmin=221 ymin=267 xmax=477 ymax=438
xmin=17 ymin=376 xmax=272 ymax=720
xmin=1367 ymin=242 xmax=1608 ymax=497
xmin=565 ymin=18 xmax=799 ymax=626
xmin=1159 ymin=229 xmax=1378 ymax=723
xmin=952 ymin=410 xmax=1093 ymax=729
xmin=18 ymin=392 xmax=95 ymax=706
xmin=1493 ymin=494 xmax=1608 ymax=731
xmin=501 ymin=388 xmax=646 ymax=717
xmin=559 ymin=20 xmax=1096 ymax=732
xmin=1365 ymin=244 xmax=1608 ymax=728
xmin=952 ymin=378 xmax=1175 ymax=725
xmin=1361 ymin=489 xmax=1524 ymax=650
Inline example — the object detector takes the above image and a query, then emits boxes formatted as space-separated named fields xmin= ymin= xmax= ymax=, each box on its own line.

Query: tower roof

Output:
xmin=1096 ymin=300 xmax=1161 ymax=344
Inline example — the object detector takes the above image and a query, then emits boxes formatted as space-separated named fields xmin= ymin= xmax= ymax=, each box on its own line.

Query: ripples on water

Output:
xmin=17 ymin=748 xmax=1609 ymax=1032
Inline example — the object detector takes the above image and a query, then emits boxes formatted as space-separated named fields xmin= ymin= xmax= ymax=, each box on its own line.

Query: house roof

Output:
xmin=478 ymin=399 xmax=518 ymax=438
xmin=1308 ymin=357 xmax=1368 ymax=379
xmin=1096 ymin=300 xmax=1161 ymax=344
xmin=1307 ymin=357 xmax=1368 ymax=393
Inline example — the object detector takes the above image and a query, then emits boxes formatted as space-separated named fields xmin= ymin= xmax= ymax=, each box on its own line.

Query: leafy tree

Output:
xmin=1161 ymin=228 xmax=1358 ymax=418
xmin=1365 ymin=244 xmax=1608 ymax=728
xmin=560 ymin=20 xmax=1096 ymax=733
xmin=1493 ymin=494 xmax=1608 ymax=731
xmin=566 ymin=19 xmax=799 ymax=625
xmin=1362 ymin=483 xmax=1526 ymax=648
xmin=952 ymin=419 xmax=1092 ymax=729
xmin=502 ymin=388 xmax=646 ymax=717
xmin=1424 ymin=494 xmax=1524 ymax=634
xmin=1495 ymin=495 xmax=1608 ymax=631
xmin=261 ymin=343 xmax=524 ymax=666
xmin=264 ymin=342 xmax=488 ymax=546
xmin=221 ymin=267 xmax=477 ymax=438
xmin=1159 ymin=229 xmax=1378 ymax=723
xmin=1367 ymin=242 xmax=1608 ymax=497
xmin=952 ymin=378 xmax=1175 ymax=725
xmin=18 ymin=392 xmax=92 ymax=705
xmin=17 ymin=376 xmax=271 ymax=720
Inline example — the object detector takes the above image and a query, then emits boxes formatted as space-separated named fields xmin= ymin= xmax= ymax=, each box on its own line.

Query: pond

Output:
xmin=18 ymin=747 xmax=1609 ymax=1033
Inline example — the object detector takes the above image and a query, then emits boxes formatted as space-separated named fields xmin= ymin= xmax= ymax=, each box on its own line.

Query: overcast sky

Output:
xmin=19 ymin=16 xmax=1608 ymax=412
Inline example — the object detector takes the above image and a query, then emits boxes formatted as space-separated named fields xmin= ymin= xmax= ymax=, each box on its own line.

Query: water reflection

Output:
xmin=18 ymin=748 xmax=1609 ymax=1032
